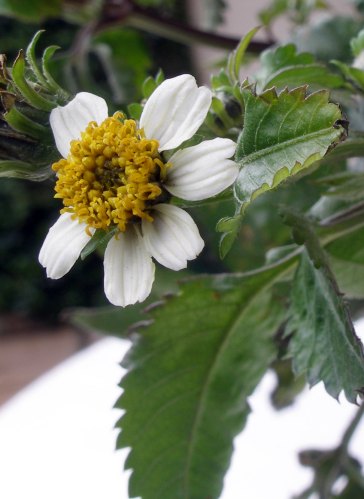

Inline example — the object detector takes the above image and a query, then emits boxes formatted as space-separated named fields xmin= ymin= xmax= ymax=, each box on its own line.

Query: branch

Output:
xmin=96 ymin=0 xmax=273 ymax=52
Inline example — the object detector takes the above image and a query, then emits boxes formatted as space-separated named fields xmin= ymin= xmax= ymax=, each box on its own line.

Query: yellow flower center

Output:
xmin=52 ymin=114 xmax=170 ymax=234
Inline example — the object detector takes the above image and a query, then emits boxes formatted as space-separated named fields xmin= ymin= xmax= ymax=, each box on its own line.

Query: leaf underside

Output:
xmin=116 ymin=265 xmax=288 ymax=499
xmin=287 ymin=250 xmax=364 ymax=403
xmin=218 ymin=85 xmax=345 ymax=258
xmin=234 ymin=86 xmax=344 ymax=210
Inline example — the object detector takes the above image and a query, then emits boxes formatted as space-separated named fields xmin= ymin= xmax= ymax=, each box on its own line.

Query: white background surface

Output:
xmin=0 ymin=322 xmax=363 ymax=499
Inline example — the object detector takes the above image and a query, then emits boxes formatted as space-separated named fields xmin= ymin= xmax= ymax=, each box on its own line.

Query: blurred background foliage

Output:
xmin=0 ymin=0 xmax=363 ymax=320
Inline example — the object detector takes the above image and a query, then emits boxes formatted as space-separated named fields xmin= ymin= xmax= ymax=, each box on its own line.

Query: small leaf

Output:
xmin=227 ymin=27 xmax=260 ymax=82
xmin=117 ymin=261 xmax=290 ymax=499
xmin=287 ymin=249 xmax=364 ymax=403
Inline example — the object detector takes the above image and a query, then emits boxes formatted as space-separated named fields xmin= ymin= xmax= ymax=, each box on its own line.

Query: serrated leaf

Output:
xmin=326 ymin=226 xmax=364 ymax=299
xmin=287 ymin=250 xmax=364 ymax=403
xmin=116 ymin=262 xmax=290 ymax=499
xmin=254 ymin=43 xmax=344 ymax=92
xmin=69 ymin=304 xmax=147 ymax=337
xmin=234 ymin=86 xmax=345 ymax=211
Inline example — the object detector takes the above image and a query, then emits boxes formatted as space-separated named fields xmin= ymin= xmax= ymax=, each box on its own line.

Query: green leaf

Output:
xmin=292 ymin=15 xmax=362 ymax=62
xmin=116 ymin=262 xmax=290 ymax=499
xmin=69 ymin=304 xmax=147 ymax=338
xmin=234 ymin=86 xmax=345 ymax=211
xmin=0 ymin=0 xmax=62 ymax=22
xmin=287 ymin=249 xmax=364 ymax=403
xmin=331 ymin=60 xmax=364 ymax=91
xmin=219 ymin=86 xmax=345 ymax=257
xmin=227 ymin=27 xmax=260 ymax=83
xmin=255 ymin=44 xmax=344 ymax=91
xmin=326 ymin=226 xmax=364 ymax=299
xmin=350 ymin=27 xmax=364 ymax=56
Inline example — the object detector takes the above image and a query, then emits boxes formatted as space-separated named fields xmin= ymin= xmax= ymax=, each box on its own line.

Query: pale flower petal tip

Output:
xmin=165 ymin=137 xmax=239 ymax=201
xmin=50 ymin=92 xmax=108 ymax=158
xmin=103 ymin=228 xmax=155 ymax=307
xmin=39 ymin=213 xmax=91 ymax=280
xmin=142 ymin=204 xmax=204 ymax=272
xmin=140 ymin=74 xmax=212 ymax=151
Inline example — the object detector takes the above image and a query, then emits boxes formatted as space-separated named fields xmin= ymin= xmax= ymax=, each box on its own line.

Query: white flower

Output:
xmin=39 ymin=74 xmax=238 ymax=306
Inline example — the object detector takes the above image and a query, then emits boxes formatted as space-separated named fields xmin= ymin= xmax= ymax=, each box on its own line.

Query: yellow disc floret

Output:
xmin=52 ymin=114 xmax=169 ymax=234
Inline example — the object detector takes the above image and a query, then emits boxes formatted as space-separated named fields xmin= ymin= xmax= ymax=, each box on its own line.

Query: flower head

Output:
xmin=39 ymin=75 xmax=238 ymax=306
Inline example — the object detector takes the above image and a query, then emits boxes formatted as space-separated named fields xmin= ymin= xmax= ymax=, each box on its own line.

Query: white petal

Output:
xmin=39 ymin=213 xmax=91 ymax=279
xmin=50 ymin=92 xmax=108 ymax=158
xmin=142 ymin=204 xmax=204 ymax=271
xmin=139 ymin=74 xmax=212 ymax=151
xmin=103 ymin=227 xmax=155 ymax=307
xmin=165 ymin=138 xmax=238 ymax=201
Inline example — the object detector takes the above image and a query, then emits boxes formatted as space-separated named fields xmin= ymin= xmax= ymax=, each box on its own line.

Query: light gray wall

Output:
xmin=190 ymin=0 xmax=355 ymax=81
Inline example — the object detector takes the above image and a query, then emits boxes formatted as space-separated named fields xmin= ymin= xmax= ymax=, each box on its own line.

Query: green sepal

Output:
xmin=42 ymin=45 xmax=68 ymax=101
xmin=0 ymin=160 xmax=51 ymax=181
xmin=216 ymin=214 xmax=242 ymax=259
xmin=4 ymin=106 xmax=51 ymax=141
xmin=11 ymin=50 xmax=56 ymax=111
xmin=127 ymin=102 xmax=143 ymax=121
xmin=26 ymin=30 xmax=49 ymax=89
xmin=142 ymin=76 xmax=157 ymax=99
xmin=80 ymin=227 xmax=119 ymax=260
